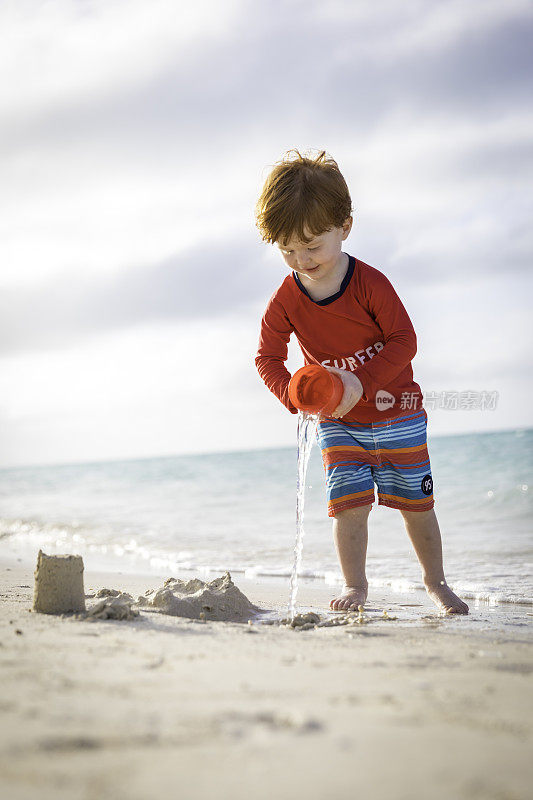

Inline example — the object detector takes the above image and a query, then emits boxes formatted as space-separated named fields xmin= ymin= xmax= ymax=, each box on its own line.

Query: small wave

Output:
xmin=2 ymin=517 xmax=531 ymax=607
xmin=1 ymin=517 xmax=89 ymax=542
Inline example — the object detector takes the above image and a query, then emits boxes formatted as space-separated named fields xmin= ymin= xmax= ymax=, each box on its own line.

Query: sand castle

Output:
xmin=33 ymin=549 xmax=86 ymax=614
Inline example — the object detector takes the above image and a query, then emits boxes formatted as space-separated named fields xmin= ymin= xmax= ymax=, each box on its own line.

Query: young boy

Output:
xmin=255 ymin=149 xmax=469 ymax=616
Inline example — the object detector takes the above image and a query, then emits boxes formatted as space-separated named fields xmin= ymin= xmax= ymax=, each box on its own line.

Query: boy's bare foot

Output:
xmin=330 ymin=583 xmax=368 ymax=612
xmin=425 ymin=580 xmax=469 ymax=614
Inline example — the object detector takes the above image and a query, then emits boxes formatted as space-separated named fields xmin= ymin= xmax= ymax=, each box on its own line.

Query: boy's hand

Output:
xmin=323 ymin=366 xmax=363 ymax=419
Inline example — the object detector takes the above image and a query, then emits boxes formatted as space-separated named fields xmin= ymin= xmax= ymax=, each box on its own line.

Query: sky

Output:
xmin=1 ymin=0 xmax=532 ymax=468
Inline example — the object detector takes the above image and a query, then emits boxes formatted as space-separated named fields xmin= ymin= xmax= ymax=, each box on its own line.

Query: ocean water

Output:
xmin=0 ymin=428 xmax=532 ymax=611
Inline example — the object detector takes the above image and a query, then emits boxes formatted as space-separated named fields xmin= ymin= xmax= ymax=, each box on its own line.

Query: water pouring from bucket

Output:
xmin=286 ymin=365 xmax=344 ymax=619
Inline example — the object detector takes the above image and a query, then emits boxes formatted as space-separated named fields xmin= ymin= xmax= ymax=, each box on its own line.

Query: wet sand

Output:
xmin=0 ymin=552 xmax=532 ymax=800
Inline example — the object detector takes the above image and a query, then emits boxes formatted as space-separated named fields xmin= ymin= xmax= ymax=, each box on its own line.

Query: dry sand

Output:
xmin=1 ymin=552 xmax=532 ymax=800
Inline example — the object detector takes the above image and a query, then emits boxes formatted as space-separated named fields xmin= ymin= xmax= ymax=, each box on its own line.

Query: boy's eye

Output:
xmin=282 ymin=246 xmax=319 ymax=254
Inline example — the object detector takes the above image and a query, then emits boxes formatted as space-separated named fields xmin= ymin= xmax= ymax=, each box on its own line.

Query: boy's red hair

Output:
xmin=255 ymin=149 xmax=352 ymax=246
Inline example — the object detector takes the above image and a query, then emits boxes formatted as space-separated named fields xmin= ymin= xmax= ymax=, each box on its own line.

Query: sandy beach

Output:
xmin=0 ymin=550 xmax=532 ymax=800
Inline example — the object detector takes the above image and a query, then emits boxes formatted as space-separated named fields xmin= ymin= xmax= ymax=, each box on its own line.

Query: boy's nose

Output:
xmin=295 ymin=253 xmax=312 ymax=267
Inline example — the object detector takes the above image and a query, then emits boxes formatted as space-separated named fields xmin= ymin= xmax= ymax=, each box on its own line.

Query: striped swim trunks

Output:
xmin=316 ymin=409 xmax=435 ymax=517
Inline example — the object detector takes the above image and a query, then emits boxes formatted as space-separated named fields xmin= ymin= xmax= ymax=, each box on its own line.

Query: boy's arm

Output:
xmin=255 ymin=295 xmax=298 ymax=414
xmin=355 ymin=269 xmax=418 ymax=402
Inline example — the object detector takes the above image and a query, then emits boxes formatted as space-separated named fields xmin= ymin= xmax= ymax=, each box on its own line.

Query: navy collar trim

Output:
xmin=292 ymin=254 xmax=355 ymax=305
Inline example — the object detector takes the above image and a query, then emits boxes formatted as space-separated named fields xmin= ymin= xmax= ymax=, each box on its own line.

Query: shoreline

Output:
xmin=1 ymin=544 xmax=531 ymax=633
xmin=1 ymin=552 xmax=532 ymax=799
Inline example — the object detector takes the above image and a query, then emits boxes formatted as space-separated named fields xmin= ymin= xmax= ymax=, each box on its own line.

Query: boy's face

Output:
xmin=276 ymin=218 xmax=352 ymax=284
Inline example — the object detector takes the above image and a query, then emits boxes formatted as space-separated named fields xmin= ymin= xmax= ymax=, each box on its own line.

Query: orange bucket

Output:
xmin=288 ymin=364 xmax=344 ymax=415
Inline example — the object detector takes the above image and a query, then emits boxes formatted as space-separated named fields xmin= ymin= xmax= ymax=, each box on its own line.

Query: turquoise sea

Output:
xmin=1 ymin=427 xmax=531 ymax=615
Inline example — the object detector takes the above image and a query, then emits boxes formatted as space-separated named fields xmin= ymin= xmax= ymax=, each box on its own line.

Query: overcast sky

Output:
xmin=1 ymin=0 xmax=532 ymax=467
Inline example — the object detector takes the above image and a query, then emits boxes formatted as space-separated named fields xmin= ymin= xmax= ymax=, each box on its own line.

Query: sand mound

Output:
xmin=86 ymin=594 xmax=139 ymax=621
xmin=136 ymin=571 xmax=260 ymax=623
xmin=95 ymin=588 xmax=134 ymax=601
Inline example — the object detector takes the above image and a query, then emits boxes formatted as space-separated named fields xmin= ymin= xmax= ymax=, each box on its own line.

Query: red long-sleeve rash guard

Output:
xmin=255 ymin=255 xmax=424 ymax=424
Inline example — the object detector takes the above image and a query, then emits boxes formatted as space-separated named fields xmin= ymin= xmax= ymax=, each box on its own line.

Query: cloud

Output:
xmin=0 ymin=0 xmax=244 ymax=121
xmin=4 ymin=1 xmax=532 ymax=152
xmin=1 ymin=0 xmax=532 ymax=464
xmin=2 ymin=1 xmax=531 ymax=292
xmin=0 ymin=236 xmax=285 ymax=355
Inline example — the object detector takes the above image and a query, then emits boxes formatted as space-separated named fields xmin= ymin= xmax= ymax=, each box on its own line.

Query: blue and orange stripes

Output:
xmin=316 ymin=410 xmax=435 ymax=516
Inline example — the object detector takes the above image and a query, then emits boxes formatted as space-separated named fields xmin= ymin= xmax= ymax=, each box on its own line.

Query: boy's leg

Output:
xmin=400 ymin=508 xmax=469 ymax=614
xmin=330 ymin=504 xmax=371 ymax=611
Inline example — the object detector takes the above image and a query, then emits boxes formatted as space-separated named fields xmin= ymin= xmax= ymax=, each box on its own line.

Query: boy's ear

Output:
xmin=342 ymin=216 xmax=353 ymax=239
